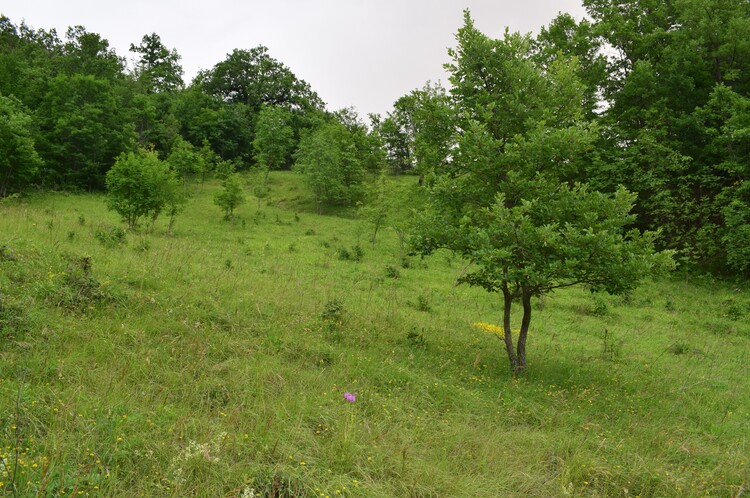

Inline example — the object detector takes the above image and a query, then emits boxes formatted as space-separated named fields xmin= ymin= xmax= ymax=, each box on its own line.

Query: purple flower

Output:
xmin=343 ymin=392 xmax=356 ymax=403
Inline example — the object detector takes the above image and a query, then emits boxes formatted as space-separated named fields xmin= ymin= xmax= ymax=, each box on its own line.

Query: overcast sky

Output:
xmin=2 ymin=0 xmax=587 ymax=117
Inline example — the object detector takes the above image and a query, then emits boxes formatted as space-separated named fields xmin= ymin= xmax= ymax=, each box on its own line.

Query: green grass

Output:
xmin=1 ymin=172 xmax=748 ymax=497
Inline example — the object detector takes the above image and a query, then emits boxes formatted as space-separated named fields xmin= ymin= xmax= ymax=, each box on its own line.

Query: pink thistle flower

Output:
xmin=343 ymin=392 xmax=356 ymax=403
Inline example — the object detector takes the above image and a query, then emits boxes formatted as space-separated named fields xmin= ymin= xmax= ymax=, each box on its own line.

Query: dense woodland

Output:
xmin=2 ymin=0 xmax=750 ymax=277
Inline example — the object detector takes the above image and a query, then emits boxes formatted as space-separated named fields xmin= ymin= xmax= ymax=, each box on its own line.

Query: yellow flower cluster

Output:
xmin=471 ymin=322 xmax=522 ymax=336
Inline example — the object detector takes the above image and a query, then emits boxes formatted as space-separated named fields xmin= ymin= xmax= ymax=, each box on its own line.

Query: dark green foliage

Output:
xmin=195 ymin=46 xmax=323 ymax=113
xmin=129 ymin=32 xmax=184 ymax=93
xmin=410 ymin=293 xmax=431 ymax=313
xmin=0 ymin=93 xmax=42 ymax=197
xmin=379 ymin=82 xmax=454 ymax=176
xmin=578 ymin=0 xmax=750 ymax=276
xmin=337 ymin=244 xmax=363 ymax=262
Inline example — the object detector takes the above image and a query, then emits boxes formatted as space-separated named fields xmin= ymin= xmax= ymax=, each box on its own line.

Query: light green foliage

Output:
xmin=253 ymin=104 xmax=294 ymax=172
xmin=379 ymin=82 xmax=454 ymax=176
xmin=0 ymin=93 xmax=42 ymax=197
xmin=533 ymin=13 xmax=608 ymax=118
xmin=168 ymin=135 xmax=201 ymax=187
xmin=294 ymin=121 xmax=365 ymax=212
xmin=357 ymin=170 xmax=391 ymax=243
xmin=105 ymin=148 xmax=179 ymax=229
xmin=412 ymin=12 xmax=673 ymax=373
xmin=213 ymin=172 xmax=246 ymax=220
xmin=333 ymin=107 xmax=386 ymax=174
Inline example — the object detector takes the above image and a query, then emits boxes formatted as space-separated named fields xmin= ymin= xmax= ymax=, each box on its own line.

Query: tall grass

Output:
xmin=0 ymin=172 xmax=748 ymax=497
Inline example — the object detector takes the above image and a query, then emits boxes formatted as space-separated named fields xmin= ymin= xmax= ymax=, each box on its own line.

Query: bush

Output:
xmin=105 ymin=148 xmax=180 ymax=229
xmin=214 ymin=173 xmax=246 ymax=221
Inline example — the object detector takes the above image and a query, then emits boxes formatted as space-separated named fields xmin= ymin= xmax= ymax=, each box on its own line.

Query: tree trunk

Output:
xmin=516 ymin=289 xmax=533 ymax=373
xmin=501 ymin=286 xmax=519 ymax=373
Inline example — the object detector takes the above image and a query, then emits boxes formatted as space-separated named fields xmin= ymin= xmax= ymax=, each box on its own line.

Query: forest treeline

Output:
xmin=1 ymin=0 xmax=749 ymax=277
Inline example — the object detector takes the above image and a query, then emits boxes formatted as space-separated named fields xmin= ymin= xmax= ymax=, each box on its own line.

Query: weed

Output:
xmin=305 ymin=228 xmax=316 ymax=236
xmin=722 ymin=299 xmax=744 ymax=320
xmin=287 ymin=242 xmax=297 ymax=253
xmin=338 ymin=244 xmax=364 ymax=262
xmin=77 ymin=214 xmax=86 ymax=226
xmin=665 ymin=297 xmax=676 ymax=312
xmin=408 ymin=293 xmax=431 ymax=312
xmin=134 ymin=238 xmax=151 ymax=252
xmin=66 ymin=230 xmax=76 ymax=241
xmin=52 ymin=256 xmax=113 ymax=313
xmin=600 ymin=328 xmax=623 ymax=362
xmin=337 ymin=247 xmax=350 ymax=260
xmin=668 ymin=342 xmax=692 ymax=355
xmin=95 ymin=225 xmax=127 ymax=248
xmin=406 ymin=327 xmax=426 ymax=348
xmin=0 ymin=244 xmax=17 ymax=261
xmin=384 ymin=264 xmax=400 ymax=279
xmin=320 ymin=298 xmax=344 ymax=324
xmin=352 ymin=243 xmax=364 ymax=262
xmin=591 ymin=295 xmax=609 ymax=317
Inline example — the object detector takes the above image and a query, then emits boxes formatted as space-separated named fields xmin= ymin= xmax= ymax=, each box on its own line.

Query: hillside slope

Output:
xmin=1 ymin=173 xmax=748 ymax=497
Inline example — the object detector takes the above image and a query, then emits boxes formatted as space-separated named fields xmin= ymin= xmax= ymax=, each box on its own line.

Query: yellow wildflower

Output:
xmin=471 ymin=322 xmax=522 ymax=336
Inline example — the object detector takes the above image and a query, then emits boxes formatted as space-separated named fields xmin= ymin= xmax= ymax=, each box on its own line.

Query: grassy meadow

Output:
xmin=0 ymin=172 xmax=748 ymax=497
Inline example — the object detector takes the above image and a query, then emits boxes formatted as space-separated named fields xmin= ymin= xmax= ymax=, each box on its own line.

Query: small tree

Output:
xmin=214 ymin=173 xmax=245 ymax=221
xmin=196 ymin=139 xmax=217 ymax=190
xmin=357 ymin=170 xmax=391 ymax=243
xmin=168 ymin=136 xmax=199 ymax=190
xmin=105 ymin=148 xmax=177 ymax=229
xmin=253 ymin=104 xmax=294 ymax=182
xmin=415 ymin=182 xmax=673 ymax=374
xmin=294 ymin=121 xmax=365 ymax=213
xmin=410 ymin=12 xmax=674 ymax=375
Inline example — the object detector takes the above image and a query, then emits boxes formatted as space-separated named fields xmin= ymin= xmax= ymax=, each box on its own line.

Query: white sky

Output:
xmin=2 ymin=0 xmax=587 ymax=117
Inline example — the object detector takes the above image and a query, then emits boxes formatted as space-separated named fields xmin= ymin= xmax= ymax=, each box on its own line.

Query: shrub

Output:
xmin=214 ymin=173 xmax=246 ymax=221
xmin=106 ymin=149 xmax=180 ymax=229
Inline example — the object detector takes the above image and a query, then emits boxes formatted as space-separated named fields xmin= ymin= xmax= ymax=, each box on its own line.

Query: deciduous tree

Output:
xmin=105 ymin=148 xmax=178 ymax=229
xmin=411 ymin=12 xmax=673 ymax=374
